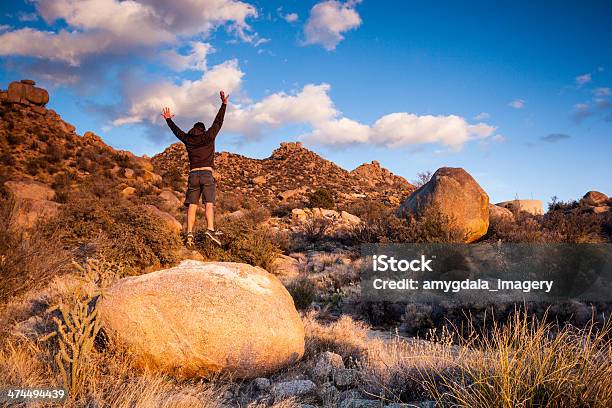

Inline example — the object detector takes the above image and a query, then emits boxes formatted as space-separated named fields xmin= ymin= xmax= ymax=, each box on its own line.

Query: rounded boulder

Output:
xmin=98 ymin=260 xmax=305 ymax=379
xmin=398 ymin=167 xmax=489 ymax=242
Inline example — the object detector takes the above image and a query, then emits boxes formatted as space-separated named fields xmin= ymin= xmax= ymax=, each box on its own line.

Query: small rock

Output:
xmin=334 ymin=368 xmax=360 ymax=388
xmin=340 ymin=210 xmax=361 ymax=224
xmin=121 ymin=186 xmax=136 ymax=197
xmin=339 ymin=398 xmax=381 ymax=408
xmin=159 ymin=190 xmax=182 ymax=211
xmin=318 ymin=382 xmax=340 ymax=404
xmin=124 ymin=168 xmax=135 ymax=179
xmin=270 ymin=380 xmax=316 ymax=401
xmin=312 ymin=351 xmax=345 ymax=382
xmin=338 ymin=389 xmax=362 ymax=402
xmin=252 ymin=175 xmax=266 ymax=185
xmin=143 ymin=169 xmax=162 ymax=183
xmin=253 ymin=377 xmax=271 ymax=391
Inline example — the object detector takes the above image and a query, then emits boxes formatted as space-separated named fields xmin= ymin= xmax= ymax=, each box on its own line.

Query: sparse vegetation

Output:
xmin=287 ymin=276 xmax=317 ymax=310
xmin=308 ymin=188 xmax=335 ymax=209
xmin=195 ymin=209 xmax=280 ymax=271
xmin=43 ymin=196 xmax=182 ymax=269
xmin=0 ymin=197 xmax=71 ymax=303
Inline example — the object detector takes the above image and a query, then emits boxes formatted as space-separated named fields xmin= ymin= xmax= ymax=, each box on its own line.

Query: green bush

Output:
xmin=308 ymin=188 xmax=335 ymax=209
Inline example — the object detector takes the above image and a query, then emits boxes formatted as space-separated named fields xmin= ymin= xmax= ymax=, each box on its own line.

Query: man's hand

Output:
xmin=220 ymin=91 xmax=229 ymax=105
xmin=161 ymin=107 xmax=174 ymax=119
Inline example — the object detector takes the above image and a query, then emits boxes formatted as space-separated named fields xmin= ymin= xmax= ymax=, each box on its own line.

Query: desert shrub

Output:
xmin=412 ymin=170 xmax=433 ymax=188
xmin=43 ymin=197 xmax=182 ymax=269
xmin=271 ymin=200 xmax=303 ymax=217
xmin=0 ymin=151 xmax=15 ymax=166
xmin=302 ymin=213 xmax=334 ymax=243
xmin=486 ymin=209 xmax=609 ymax=243
xmin=543 ymin=209 xmax=605 ymax=243
xmin=347 ymin=204 xmax=464 ymax=244
xmin=160 ymin=167 xmax=185 ymax=191
xmin=6 ymin=133 xmax=24 ymax=145
xmin=195 ymin=210 xmax=281 ymax=271
xmin=25 ymin=156 xmax=46 ymax=175
xmin=216 ymin=191 xmax=244 ymax=213
xmin=0 ymin=197 xmax=71 ymax=303
xmin=308 ymin=188 xmax=335 ymax=209
xmin=287 ymin=276 xmax=317 ymax=310
xmin=45 ymin=142 xmax=65 ymax=163
xmin=421 ymin=313 xmax=612 ymax=408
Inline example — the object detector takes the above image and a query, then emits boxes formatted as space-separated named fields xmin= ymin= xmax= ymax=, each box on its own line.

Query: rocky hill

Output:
xmin=152 ymin=141 xmax=414 ymax=208
xmin=0 ymin=80 xmax=152 ymax=190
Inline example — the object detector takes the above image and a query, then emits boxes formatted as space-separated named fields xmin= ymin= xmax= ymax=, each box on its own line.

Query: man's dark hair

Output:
xmin=193 ymin=121 xmax=206 ymax=130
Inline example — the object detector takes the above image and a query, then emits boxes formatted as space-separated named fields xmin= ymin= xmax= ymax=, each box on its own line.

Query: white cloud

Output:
xmin=113 ymin=59 xmax=245 ymax=126
xmin=114 ymin=63 xmax=498 ymax=150
xmin=508 ymin=99 xmax=526 ymax=109
xmin=0 ymin=0 xmax=259 ymax=65
xmin=303 ymin=0 xmax=362 ymax=50
xmin=473 ymin=112 xmax=490 ymax=120
xmin=284 ymin=13 xmax=298 ymax=23
xmin=593 ymin=87 xmax=611 ymax=96
xmin=160 ymin=42 xmax=214 ymax=72
xmin=575 ymin=73 xmax=592 ymax=86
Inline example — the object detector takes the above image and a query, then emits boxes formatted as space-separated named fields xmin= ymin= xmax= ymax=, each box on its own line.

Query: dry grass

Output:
xmin=303 ymin=311 xmax=370 ymax=360
xmin=420 ymin=313 xmax=612 ymax=408
xmin=0 ymin=197 xmax=71 ymax=303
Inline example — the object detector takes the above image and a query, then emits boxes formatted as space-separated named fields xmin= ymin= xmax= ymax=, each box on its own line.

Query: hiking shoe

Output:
xmin=205 ymin=229 xmax=222 ymax=246
xmin=185 ymin=232 xmax=195 ymax=248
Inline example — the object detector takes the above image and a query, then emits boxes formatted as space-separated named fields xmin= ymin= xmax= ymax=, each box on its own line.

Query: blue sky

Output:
xmin=1 ymin=0 xmax=611 ymax=203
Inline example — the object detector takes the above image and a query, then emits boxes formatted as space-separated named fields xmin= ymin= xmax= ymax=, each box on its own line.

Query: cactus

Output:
xmin=40 ymin=257 xmax=123 ymax=397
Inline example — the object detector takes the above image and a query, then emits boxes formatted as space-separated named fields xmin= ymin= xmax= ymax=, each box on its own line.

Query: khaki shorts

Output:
xmin=184 ymin=170 xmax=216 ymax=206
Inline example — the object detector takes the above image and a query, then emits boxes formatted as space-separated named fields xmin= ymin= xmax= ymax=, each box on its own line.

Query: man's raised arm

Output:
xmin=207 ymin=91 xmax=229 ymax=139
xmin=161 ymin=107 xmax=187 ymax=143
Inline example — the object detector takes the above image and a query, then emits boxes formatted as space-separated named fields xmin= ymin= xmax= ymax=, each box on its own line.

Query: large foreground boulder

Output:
xmin=398 ymin=167 xmax=489 ymax=243
xmin=98 ymin=260 xmax=305 ymax=379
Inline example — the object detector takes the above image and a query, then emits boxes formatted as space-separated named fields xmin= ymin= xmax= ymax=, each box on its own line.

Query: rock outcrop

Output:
xmin=496 ymin=199 xmax=543 ymax=215
xmin=6 ymin=80 xmax=49 ymax=107
xmin=152 ymin=141 xmax=414 ymax=209
xmin=581 ymin=191 xmax=608 ymax=206
xmin=4 ymin=179 xmax=60 ymax=229
xmin=488 ymin=203 xmax=514 ymax=223
xmin=98 ymin=260 xmax=305 ymax=379
xmin=398 ymin=167 xmax=489 ymax=243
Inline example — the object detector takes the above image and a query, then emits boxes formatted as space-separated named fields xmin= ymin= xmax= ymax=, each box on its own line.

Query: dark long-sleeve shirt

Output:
xmin=166 ymin=103 xmax=226 ymax=169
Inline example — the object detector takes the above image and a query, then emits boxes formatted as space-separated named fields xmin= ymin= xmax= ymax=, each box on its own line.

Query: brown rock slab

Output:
xmin=98 ymin=260 xmax=305 ymax=379
xmin=5 ymin=180 xmax=55 ymax=201
xmin=582 ymin=191 xmax=608 ymax=206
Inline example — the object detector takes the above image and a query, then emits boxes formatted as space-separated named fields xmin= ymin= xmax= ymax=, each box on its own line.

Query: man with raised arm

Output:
xmin=161 ymin=91 xmax=229 ymax=247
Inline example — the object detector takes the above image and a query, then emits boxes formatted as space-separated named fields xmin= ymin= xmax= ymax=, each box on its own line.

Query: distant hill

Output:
xmin=1 ymin=79 xmax=413 ymax=212
xmin=152 ymin=141 xmax=414 ymax=208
